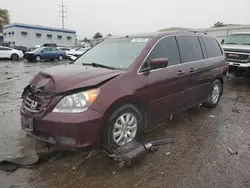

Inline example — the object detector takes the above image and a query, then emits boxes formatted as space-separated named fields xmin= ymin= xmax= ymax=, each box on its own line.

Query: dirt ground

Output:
xmin=0 ymin=60 xmax=250 ymax=188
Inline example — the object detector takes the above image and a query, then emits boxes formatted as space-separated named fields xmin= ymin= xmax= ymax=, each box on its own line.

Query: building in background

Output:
xmin=197 ymin=25 xmax=250 ymax=43
xmin=0 ymin=33 xmax=3 ymax=44
xmin=3 ymin=23 xmax=76 ymax=48
xmin=159 ymin=25 xmax=250 ymax=43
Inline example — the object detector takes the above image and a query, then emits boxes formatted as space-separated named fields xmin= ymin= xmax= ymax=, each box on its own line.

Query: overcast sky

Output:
xmin=1 ymin=0 xmax=250 ymax=39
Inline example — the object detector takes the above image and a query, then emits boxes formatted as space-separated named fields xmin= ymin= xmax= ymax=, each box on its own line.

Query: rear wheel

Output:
xmin=58 ymin=55 xmax=63 ymax=61
xmin=11 ymin=53 xmax=19 ymax=61
xmin=102 ymin=104 xmax=143 ymax=153
xmin=36 ymin=55 xmax=41 ymax=62
xmin=203 ymin=79 xmax=222 ymax=108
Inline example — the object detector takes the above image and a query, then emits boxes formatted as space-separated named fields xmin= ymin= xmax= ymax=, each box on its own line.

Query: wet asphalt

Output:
xmin=0 ymin=59 xmax=250 ymax=188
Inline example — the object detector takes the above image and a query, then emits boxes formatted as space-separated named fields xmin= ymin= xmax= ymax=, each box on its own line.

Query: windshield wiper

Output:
xmin=82 ymin=62 xmax=115 ymax=70
xmin=241 ymin=43 xmax=250 ymax=45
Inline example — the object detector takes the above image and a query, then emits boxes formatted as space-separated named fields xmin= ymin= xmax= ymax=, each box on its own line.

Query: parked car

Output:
xmin=24 ymin=47 xmax=66 ymax=62
xmin=0 ymin=46 xmax=23 ymax=60
xmin=13 ymin=46 xmax=28 ymax=53
xmin=20 ymin=31 xmax=228 ymax=152
xmin=57 ymin=47 xmax=77 ymax=56
xmin=221 ymin=32 xmax=250 ymax=77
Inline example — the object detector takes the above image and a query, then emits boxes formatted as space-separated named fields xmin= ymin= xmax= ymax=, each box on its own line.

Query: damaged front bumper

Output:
xmin=21 ymin=99 xmax=104 ymax=149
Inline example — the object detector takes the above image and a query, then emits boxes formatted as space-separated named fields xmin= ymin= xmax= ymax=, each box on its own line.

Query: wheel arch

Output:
xmin=11 ymin=53 xmax=19 ymax=59
xmin=102 ymin=96 xmax=149 ymax=130
xmin=215 ymin=76 xmax=224 ymax=94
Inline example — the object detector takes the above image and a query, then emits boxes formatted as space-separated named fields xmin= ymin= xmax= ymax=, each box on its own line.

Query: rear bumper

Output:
xmin=228 ymin=61 xmax=250 ymax=68
xmin=21 ymin=108 xmax=105 ymax=149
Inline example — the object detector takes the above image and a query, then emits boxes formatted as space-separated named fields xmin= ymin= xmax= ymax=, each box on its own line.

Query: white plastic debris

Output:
xmin=209 ymin=115 xmax=215 ymax=118
xmin=166 ymin=152 xmax=171 ymax=155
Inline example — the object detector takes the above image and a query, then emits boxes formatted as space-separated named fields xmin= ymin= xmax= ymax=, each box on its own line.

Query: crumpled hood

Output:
xmin=222 ymin=44 xmax=250 ymax=53
xmin=30 ymin=64 xmax=124 ymax=93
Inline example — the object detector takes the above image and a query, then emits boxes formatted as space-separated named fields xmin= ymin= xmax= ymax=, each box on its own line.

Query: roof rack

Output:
xmin=178 ymin=29 xmax=207 ymax=35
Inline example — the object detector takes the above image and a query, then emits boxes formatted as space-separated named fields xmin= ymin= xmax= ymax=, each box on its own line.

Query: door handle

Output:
xmin=177 ymin=70 xmax=185 ymax=75
xmin=189 ymin=68 xmax=196 ymax=73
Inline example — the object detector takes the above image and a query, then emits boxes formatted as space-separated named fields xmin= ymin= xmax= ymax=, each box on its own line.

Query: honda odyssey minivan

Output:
xmin=20 ymin=31 xmax=228 ymax=152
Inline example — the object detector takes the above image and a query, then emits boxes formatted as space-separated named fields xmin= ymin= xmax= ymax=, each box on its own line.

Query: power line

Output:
xmin=59 ymin=1 xmax=67 ymax=29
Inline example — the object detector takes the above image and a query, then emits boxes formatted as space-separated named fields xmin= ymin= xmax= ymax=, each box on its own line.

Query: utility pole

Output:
xmin=59 ymin=1 xmax=67 ymax=29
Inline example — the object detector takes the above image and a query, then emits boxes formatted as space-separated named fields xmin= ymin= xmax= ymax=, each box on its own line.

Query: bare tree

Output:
xmin=0 ymin=9 xmax=10 ymax=33
xmin=213 ymin=21 xmax=225 ymax=28
xmin=93 ymin=32 xmax=103 ymax=39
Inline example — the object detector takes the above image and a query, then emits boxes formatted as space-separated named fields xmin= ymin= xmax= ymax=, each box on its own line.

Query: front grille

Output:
xmin=23 ymin=92 xmax=51 ymax=113
xmin=225 ymin=52 xmax=250 ymax=62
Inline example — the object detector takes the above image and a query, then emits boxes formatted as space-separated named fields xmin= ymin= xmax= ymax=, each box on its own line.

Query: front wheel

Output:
xmin=203 ymin=79 xmax=222 ymax=108
xmin=102 ymin=104 xmax=143 ymax=153
xmin=11 ymin=53 xmax=19 ymax=61
xmin=35 ymin=55 xmax=41 ymax=62
xmin=58 ymin=55 xmax=63 ymax=61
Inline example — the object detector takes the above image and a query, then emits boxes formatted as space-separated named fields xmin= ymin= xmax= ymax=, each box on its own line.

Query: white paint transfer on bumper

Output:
xmin=228 ymin=62 xmax=250 ymax=68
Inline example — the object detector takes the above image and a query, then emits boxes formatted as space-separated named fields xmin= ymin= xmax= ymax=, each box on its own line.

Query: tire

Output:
xmin=11 ymin=53 xmax=19 ymax=61
xmin=102 ymin=104 xmax=144 ymax=153
xmin=58 ymin=55 xmax=63 ymax=61
xmin=36 ymin=55 xmax=41 ymax=62
xmin=203 ymin=79 xmax=222 ymax=108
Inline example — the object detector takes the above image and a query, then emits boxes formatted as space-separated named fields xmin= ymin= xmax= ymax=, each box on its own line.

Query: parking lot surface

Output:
xmin=0 ymin=60 xmax=250 ymax=188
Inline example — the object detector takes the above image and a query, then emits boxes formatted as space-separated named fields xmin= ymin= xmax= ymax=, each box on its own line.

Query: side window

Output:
xmin=42 ymin=48 xmax=50 ymax=52
xmin=1 ymin=47 xmax=11 ymax=51
xmin=146 ymin=36 xmax=181 ymax=67
xmin=201 ymin=37 xmax=223 ymax=58
xmin=176 ymin=36 xmax=203 ymax=62
xmin=50 ymin=47 xmax=59 ymax=51
xmin=198 ymin=37 xmax=208 ymax=59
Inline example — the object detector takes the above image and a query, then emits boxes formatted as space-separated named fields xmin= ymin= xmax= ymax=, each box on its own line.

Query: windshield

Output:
xmin=224 ymin=34 xmax=250 ymax=45
xmin=74 ymin=37 xmax=151 ymax=69
xmin=33 ymin=47 xmax=44 ymax=53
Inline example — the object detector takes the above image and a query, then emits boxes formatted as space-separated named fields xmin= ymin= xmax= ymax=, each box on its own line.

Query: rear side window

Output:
xmin=147 ymin=36 xmax=180 ymax=66
xmin=176 ymin=36 xmax=203 ymax=62
xmin=201 ymin=37 xmax=223 ymax=58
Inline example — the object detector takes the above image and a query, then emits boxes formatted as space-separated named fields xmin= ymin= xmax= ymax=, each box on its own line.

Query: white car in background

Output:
xmin=0 ymin=46 xmax=24 ymax=60
xmin=58 ymin=47 xmax=88 ymax=60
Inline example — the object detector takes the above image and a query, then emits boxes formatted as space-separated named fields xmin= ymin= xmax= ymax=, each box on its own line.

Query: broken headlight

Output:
xmin=53 ymin=88 xmax=100 ymax=113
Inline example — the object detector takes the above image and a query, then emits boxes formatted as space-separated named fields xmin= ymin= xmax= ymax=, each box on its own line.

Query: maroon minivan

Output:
xmin=20 ymin=31 xmax=228 ymax=152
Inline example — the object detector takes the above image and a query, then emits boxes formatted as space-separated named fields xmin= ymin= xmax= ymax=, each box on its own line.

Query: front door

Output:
xmin=137 ymin=36 xmax=190 ymax=122
xmin=40 ymin=47 xmax=51 ymax=60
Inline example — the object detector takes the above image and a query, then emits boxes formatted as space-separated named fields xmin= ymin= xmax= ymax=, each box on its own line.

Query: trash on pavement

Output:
xmin=227 ymin=147 xmax=238 ymax=155
xmin=109 ymin=138 xmax=174 ymax=167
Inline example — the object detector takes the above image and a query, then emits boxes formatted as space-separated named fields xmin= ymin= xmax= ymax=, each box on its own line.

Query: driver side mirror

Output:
xmin=150 ymin=58 xmax=168 ymax=70
xmin=221 ymin=39 xmax=225 ymax=45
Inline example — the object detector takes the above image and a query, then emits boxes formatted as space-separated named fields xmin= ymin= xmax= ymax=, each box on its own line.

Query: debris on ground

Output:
xmin=166 ymin=152 xmax=171 ymax=155
xmin=232 ymin=108 xmax=240 ymax=113
xmin=0 ymin=148 xmax=75 ymax=172
xmin=109 ymin=138 xmax=174 ymax=167
xmin=5 ymin=75 xmax=19 ymax=80
xmin=209 ymin=115 xmax=215 ymax=118
xmin=227 ymin=147 xmax=238 ymax=155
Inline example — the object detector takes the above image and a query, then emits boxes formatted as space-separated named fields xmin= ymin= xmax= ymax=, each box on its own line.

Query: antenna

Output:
xmin=59 ymin=1 xmax=67 ymax=29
